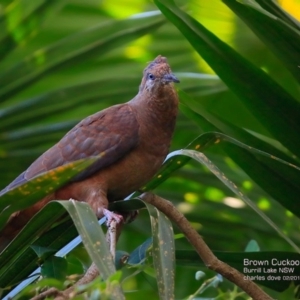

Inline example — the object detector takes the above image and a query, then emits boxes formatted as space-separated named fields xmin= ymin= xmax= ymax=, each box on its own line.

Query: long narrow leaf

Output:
xmin=179 ymin=91 xmax=300 ymax=219
xmin=154 ymin=0 xmax=300 ymax=157
xmin=255 ymin=0 xmax=300 ymax=29
xmin=0 ymin=157 xmax=97 ymax=229
xmin=142 ymin=201 xmax=175 ymax=300
xmin=0 ymin=13 xmax=164 ymax=102
xmin=0 ymin=0 xmax=67 ymax=60
xmin=177 ymin=149 xmax=300 ymax=253
xmin=0 ymin=200 xmax=118 ymax=297
xmin=223 ymin=0 xmax=300 ymax=83
xmin=0 ymin=204 xmax=69 ymax=294
xmin=56 ymin=200 xmax=116 ymax=278
xmin=178 ymin=89 xmax=297 ymax=163
xmin=0 ymin=78 xmax=137 ymax=132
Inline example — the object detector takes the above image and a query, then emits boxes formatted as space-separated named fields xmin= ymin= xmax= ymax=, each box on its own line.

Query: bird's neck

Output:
xmin=129 ymin=86 xmax=178 ymax=157
xmin=130 ymin=86 xmax=179 ymax=126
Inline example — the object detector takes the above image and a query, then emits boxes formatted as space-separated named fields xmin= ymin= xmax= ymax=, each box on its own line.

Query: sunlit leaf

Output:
xmin=154 ymin=0 xmax=300 ymax=157
xmin=255 ymin=0 xmax=300 ymax=29
xmin=223 ymin=0 xmax=300 ymax=83
xmin=0 ymin=0 xmax=67 ymax=59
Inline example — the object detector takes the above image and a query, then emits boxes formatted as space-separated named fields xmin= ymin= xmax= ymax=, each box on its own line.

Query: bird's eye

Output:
xmin=148 ymin=73 xmax=155 ymax=80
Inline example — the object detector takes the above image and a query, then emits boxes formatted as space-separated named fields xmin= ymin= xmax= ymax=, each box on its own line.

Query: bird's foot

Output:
xmin=103 ymin=208 xmax=123 ymax=227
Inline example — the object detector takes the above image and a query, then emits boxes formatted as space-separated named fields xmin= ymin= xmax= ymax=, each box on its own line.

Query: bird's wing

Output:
xmin=1 ymin=104 xmax=139 ymax=194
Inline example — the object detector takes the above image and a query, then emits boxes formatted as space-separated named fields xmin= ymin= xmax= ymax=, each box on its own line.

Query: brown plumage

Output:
xmin=0 ymin=55 xmax=179 ymax=251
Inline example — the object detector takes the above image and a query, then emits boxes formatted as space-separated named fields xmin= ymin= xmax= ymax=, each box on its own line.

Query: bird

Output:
xmin=0 ymin=55 xmax=179 ymax=251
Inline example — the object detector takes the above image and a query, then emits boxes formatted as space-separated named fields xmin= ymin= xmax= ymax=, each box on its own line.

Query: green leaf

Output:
xmin=138 ymin=130 xmax=300 ymax=251
xmin=142 ymin=201 xmax=175 ymax=300
xmin=177 ymin=148 xmax=300 ymax=253
xmin=140 ymin=128 xmax=300 ymax=222
xmin=56 ymin=200 xmax=115 ymax=278
xmin=30 ymin=245 xmax=56 ymax=259
xmin=0 ymin=77 xmax=137 ymax=132
xmin=41 ymin=256 xmax=68 ymax=281
xmin=127 ymin=238 xmax=153 ymax=266
xmin=179 ymin=91 xmax=300 ymax=221
xmin=245 ymin=240 xmax=260 ymax=252
xmin=221 ymin=142 xmax=300 ymax=219
xmin=223 ymin=0 xmax=300 ymax=83
xmin=0 ymin=0 xmax=67 ymax=60
xmin=0 ymin=199 xmax=143 ymax=297
xmin=0 ymin=156 xmax=97 ymax=230
xmin=13 ymin=278 xmax=64 ymax=300
xmin=0 ymin=205 xmax=71 ymax=292
xmin=3 ymin=0 xmax=300 ymax=298
xmin=66 ymin=254 xmax=85 ymax=275
xmin=154 ymin=0 xmax=300 ymax=157
xmin=110 ymin=199 xmax=145 ymax=212
xmin=178 ymin=89 xmax=297 ymax=163
xmin=253 ymin=0 xmax=300 ymax=30
xmin=0 ymin=200 xmax=120 ymax=297
xmin=0 ymin=13 xmax=164 ymax=102
xmin=135 ymin=126 xmax=300 ymax=253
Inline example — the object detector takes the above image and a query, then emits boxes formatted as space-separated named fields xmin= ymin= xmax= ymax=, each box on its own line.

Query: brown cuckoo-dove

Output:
xmin=0 ymin=55 xmax=179 ymax=251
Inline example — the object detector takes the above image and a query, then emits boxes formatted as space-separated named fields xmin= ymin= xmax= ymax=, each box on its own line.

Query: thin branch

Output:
xmin=108 ymin=220 xmax=117 ymax=261
xmin=140 ymin=192 xmax=272 ymax=300
xmin=31 ymin=288 xmax=63 ymax=300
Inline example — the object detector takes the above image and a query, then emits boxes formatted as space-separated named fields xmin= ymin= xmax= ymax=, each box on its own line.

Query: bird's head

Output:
xmin=139 ymin=55 xmax=179 ymax=93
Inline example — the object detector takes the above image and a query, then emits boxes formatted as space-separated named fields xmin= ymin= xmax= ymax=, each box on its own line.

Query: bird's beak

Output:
xmin=163 ymin=73 xmax=180 ymax=83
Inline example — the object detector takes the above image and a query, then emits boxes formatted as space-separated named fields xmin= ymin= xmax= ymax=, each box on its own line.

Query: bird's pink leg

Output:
xmin=56 ymin=181 xmax=124 ymax=226
xmin=102 ymin=208 xmax=123 ymax=226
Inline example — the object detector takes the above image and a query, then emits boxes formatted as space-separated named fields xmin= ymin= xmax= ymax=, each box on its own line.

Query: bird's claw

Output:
xmin=103 ymin=208 xmax=123 ymax=227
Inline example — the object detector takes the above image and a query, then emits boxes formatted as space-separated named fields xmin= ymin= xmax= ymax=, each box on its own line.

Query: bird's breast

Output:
xmin=105 ymin=136 xmax=170 ymax=201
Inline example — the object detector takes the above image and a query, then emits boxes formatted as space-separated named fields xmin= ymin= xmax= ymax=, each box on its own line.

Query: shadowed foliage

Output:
xmin=0 ymin=0 xmax=300 ymax=299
